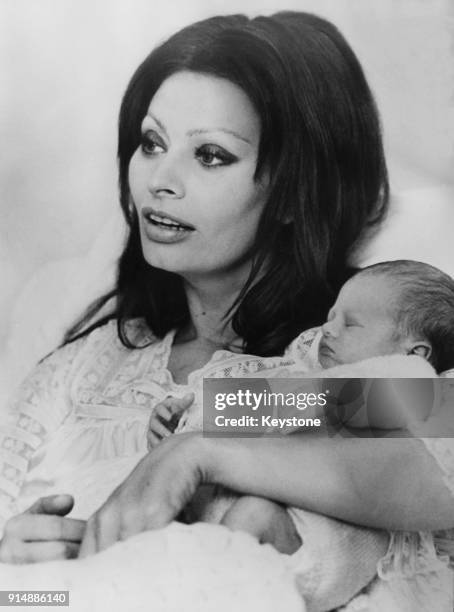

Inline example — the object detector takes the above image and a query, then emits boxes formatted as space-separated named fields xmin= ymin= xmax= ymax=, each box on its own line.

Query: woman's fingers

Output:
xmin=26 ymin=494 xmax=75 ymax=516
xmin=0 ymin=496 xmax=86 ymax=564
xmin=0 ymin=538 xmax=80 ymax=564
xmin=0 ymin=513 xmax=85 ymax=564
xmin=3 ymin=513 xmax=86 ymax=542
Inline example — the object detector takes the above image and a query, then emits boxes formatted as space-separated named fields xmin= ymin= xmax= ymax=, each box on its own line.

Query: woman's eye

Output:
xmin=196 ymin=145 xmax=236 ymax=168
xmin=140 ymin=132 xmax=165 ymax=156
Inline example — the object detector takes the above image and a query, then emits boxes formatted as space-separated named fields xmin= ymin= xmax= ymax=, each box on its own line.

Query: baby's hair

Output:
xmin=358 ymin=260 xmax=454 ymax=373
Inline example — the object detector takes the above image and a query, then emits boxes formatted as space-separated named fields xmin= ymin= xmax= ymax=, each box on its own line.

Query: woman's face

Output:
xmin=129 ymin=71 xmax=268 ymax=283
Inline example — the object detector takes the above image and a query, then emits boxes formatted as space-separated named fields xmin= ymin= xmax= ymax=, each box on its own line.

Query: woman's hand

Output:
xmin=79 ymin=432 xmax=208 ymax=557
xmin=0 ymin=494 xmax=86 ymax=564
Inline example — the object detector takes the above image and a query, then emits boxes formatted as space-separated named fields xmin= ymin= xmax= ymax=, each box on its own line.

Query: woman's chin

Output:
xmin=141 ymin=250 xmax=189 ymax=275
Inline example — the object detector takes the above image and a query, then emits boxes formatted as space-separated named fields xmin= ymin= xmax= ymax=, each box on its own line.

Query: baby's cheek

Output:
xmin=347 ymin=339 xmax=374 ymax=361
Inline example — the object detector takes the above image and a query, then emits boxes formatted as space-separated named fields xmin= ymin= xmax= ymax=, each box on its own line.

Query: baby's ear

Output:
xmin=408 ymin=341 xmax=432 ymax=361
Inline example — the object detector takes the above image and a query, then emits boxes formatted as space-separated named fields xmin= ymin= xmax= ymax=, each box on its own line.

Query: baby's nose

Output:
xmin=322 ymin=320 xmax=338 ymax=338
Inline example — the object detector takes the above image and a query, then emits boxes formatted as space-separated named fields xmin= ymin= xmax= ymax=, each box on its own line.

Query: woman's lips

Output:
xmin=142 ymin=206 xmax=194 ymax=230
xmin=140 ymin=206 xmax=195 ymax=244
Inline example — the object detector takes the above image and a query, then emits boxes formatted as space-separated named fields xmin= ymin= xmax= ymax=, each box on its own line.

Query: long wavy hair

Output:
xmin=65 ymin=11 xmax=389 ymax=356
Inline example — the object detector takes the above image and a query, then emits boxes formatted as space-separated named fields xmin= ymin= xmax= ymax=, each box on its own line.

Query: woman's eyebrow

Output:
xmin=144 ymin=113 xmax=168 ymax=136
xmin=187 ymin=127 xmax=252 ymax=144
xmin=143 ymin=114 xmax=252 ymax=145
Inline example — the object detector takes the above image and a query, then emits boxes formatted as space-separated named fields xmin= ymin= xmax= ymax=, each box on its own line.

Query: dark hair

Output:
xmin=66 ymin=11 xmax=389 ymax=356
xmin=359 ymin=260 xmax=454 ymax=373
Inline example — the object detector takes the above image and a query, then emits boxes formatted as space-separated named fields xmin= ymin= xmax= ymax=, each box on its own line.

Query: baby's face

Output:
xmin=318 ymin=274 xmax=403 ymax=368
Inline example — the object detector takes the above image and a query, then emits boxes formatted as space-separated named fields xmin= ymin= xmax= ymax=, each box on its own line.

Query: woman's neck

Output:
xmin=176 ymin=275 xmax=244 ymax=351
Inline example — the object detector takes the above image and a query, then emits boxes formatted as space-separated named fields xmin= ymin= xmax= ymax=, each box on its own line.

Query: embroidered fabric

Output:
xmin=378 ymin=532 xmax=449 ymax=580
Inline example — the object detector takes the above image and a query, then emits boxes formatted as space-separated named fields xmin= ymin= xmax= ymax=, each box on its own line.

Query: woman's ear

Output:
xmin=407 ymin=341 xmax=432 ymax=361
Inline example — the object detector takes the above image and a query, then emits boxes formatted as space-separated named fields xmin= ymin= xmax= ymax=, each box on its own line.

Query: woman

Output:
xmin=1 ymin=11 xmax=452 ymax=611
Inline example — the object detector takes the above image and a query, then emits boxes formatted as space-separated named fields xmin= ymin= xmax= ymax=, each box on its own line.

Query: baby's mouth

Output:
xmin=319 ymin=341 xmax=334 ymax=355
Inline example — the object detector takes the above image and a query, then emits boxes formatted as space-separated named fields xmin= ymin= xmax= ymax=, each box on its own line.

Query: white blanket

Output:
xmin=0 ymin=522 xmax=304 ymax=612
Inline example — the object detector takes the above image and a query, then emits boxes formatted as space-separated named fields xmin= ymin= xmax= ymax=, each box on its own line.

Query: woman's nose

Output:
xmin=148 ymin=155 xmax=185 ymax=199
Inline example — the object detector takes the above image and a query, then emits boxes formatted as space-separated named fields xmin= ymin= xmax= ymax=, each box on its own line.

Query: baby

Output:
xmin=317 ymin=259 xmax=454 ymax=373
xmin=146 ymin=260 xmax=454 ymax=608
xmin=149 ymin=258 xmax=454 ymax=442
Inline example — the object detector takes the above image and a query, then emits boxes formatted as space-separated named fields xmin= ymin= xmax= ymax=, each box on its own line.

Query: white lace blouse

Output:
xmin=1 ymin=319 xmax=453 ymax=607
xmin=0 ymin=319 xmax=319 ymax=523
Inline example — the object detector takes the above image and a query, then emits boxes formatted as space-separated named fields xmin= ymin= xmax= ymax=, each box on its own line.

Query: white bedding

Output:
xmin=0 ymin=522 xmax=304 ymax=612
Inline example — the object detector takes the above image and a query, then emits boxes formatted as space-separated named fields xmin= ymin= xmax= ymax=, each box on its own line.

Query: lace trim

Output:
xmin=433 ymin=531 xmax=454 ymax=568
xmin=284 ymin=327 xmax=320 ymax=361
xmin=0 ymin=336 xmax=87 ymax=530
xmin=73 ymin=321 xmax=174 ymax=409
xmin=377 ymin=531 xmax=449 ymax=580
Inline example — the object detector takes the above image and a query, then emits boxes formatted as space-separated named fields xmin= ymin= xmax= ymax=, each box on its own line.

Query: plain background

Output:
xmin=0 ymin=0 xmax=453 ymax=403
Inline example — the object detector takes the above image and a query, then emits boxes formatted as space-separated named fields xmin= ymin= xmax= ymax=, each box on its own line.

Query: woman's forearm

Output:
xmin=201 ymin=432 xmax=453 ymax=531
xmin=80 ymin=427 xmax=453 ymax=554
